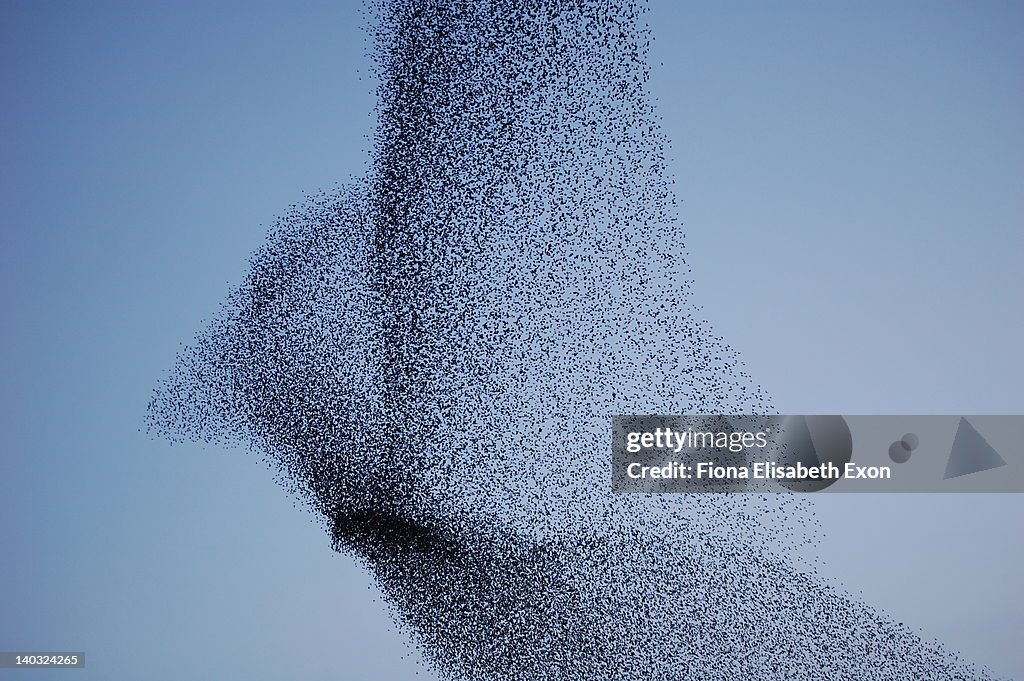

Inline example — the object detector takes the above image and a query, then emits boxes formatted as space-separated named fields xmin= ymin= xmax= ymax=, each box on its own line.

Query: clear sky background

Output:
xmin=1 ymin=1 xmax=1021 ymax=679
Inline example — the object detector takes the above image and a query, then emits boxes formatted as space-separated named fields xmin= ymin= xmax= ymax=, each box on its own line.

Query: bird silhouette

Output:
xmin=149 ymin=1 xmax=1003 ymax=679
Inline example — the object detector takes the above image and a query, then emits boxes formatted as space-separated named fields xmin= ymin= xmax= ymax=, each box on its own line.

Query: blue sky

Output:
xmin=1 ymin=1 xmax=1021 ymax=679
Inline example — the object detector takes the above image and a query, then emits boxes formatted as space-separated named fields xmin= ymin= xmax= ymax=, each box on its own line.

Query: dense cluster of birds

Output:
xmin=149 ymin=1 xmax=1003 ymax=679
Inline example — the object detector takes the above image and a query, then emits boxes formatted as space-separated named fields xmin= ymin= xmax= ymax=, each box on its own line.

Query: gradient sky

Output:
xmin=1 ymin=1 xmax=1021 ymax=679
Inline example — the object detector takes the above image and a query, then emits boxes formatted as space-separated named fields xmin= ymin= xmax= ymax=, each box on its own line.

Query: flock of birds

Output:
xmin=149 ymin=1 xmax=1002 ymax=679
